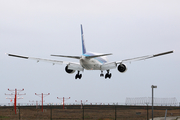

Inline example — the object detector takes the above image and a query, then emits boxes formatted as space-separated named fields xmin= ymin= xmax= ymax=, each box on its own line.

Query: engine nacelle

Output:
xmin=117 ymin=64 xmax=127 ymax=73
xmin=65 ymin=66 xmax=75 ymax=74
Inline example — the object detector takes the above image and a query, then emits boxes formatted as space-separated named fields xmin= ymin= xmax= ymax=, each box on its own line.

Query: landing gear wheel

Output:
xmin=75 ymin=71 xmax=82 ymax=79
xmin=109 ymin=73 xmax=112 ymax=79
xmin=79 ymin=74 xmax=82 ymax=79
xmin=105 ymin=74 xmax=108 ymax=79
xmin=100 ymin=71 xmax=104 ymax=77
xmin=100 ymin=74 xmax=104 ymax=77
xmin=104 ymin=70 xmax=112 ymax=79
xmin=75 ymin=74 xmax=78 ymax=79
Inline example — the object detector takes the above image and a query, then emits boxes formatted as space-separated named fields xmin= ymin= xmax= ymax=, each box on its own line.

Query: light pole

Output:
xmin=145 ymin=102 xmax=149 ymax=120
xmin=57 ymin=97 xmax=70 ymax=109
xmin=151 ymin=85 xmax=157 ymax=120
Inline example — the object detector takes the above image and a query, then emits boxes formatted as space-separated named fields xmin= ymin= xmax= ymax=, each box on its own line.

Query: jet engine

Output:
xmin=117 ymin=64 xmax=127 ymax=73
xmin=65 ymin=66 xmax=75 ymax=74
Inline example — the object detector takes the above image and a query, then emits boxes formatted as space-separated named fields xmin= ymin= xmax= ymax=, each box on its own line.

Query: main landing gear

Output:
xmin=100 ymin=70 xmax=112 ymax=79
xmin=75 ymin=71 xmax=82 ymax=79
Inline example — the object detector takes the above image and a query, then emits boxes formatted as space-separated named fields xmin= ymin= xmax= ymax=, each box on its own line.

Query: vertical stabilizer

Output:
xmin=81 ymin=24 xmax=86 ymax=54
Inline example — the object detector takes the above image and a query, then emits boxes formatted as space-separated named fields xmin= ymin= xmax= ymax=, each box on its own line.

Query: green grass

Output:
xmin=0 ymin=116 xmax=10 ymax=119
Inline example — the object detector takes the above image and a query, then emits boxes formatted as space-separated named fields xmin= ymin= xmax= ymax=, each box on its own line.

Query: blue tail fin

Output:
xmin=81 ymin=24 xmax=86 ymax=54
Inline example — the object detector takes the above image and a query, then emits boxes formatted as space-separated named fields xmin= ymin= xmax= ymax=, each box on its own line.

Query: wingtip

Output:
xmin=51 ymin=54 xmax=57 ymax=57
xmin=5 ymin=53 xmax=9 ymax=56
xmin=169 ymin=50 xmax=174 ymax=53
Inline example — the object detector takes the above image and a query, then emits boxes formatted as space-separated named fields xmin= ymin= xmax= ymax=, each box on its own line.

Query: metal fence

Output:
xmin=1 ymin=99 xmax=179 ymax=107
xmin=125 ymin=97 xmax=178 ymax=106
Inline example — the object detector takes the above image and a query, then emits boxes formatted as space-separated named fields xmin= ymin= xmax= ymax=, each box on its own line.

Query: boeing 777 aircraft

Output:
xmin=7 ymin=25 xmax=173 ymax=79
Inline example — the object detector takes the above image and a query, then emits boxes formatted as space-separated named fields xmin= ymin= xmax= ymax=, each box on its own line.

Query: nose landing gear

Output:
xmin=75 ymin=71 xmax=82 ymax=79
xmin=100 ymin=71 xmax=104 ymax=77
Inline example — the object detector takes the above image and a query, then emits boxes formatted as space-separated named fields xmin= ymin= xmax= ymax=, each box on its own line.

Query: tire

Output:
xmin=105 ymin=74 xmax=108 ymax=79
xmin=75 ymin=74 xmax=78 ymax=79
xmin=109 ymin=73 xmax=112 ymax=79
xmin=79 ymin=74 xmax=82 ymax=79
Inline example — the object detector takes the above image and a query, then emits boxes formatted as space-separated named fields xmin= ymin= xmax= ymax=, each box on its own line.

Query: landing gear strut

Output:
xmin=105 ymin=70 xmax=112 ymax=79
xmin=75 ymin=71 xmax=82 ymax=79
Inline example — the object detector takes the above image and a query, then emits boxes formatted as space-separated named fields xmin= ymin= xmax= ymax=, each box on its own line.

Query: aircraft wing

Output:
xmin=7 ymin=53 xmax=84 ymax=71
xmin=7 ymin=53 xmax=69 ymax=65
xmin=116 ymin=50 xmax=174 ymax=64
xmin=51 ymin=54 xmax=81 ymax=59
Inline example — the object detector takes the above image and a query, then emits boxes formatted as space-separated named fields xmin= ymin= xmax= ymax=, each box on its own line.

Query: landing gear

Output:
xmin=100 ymin=70 xmax=112 ymax=79
xmin=100 ymin=71 xmax=104 ymax=77
xmin=105 ymin=73 xmax=112 ymax=79
xmin=75 ymin=71 xmax=82 ymax=79
xmin=105 ymin=70 xmax=112 ymax=79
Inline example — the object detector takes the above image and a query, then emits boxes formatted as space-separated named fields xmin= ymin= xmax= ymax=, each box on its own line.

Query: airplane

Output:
xmin=7 ymin=24 xmax=174 ymax=79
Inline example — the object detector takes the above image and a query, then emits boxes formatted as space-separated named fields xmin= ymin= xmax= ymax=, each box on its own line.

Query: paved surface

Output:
xmin=150 ymin=116 xmax=180 ymax=120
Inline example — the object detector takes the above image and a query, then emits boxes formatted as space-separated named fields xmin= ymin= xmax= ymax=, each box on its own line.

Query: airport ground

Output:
xmin=0 ymin=105 xmax=180 ymax=120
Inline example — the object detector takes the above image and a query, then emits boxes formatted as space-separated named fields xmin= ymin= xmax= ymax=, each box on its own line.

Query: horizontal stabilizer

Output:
xmin=85 ymin=53 xmax=112 ymax=59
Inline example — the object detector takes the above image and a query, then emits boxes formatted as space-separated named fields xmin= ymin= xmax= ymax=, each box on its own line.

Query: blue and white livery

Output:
xmin=7 ymin=25 xmax=174 ymax=79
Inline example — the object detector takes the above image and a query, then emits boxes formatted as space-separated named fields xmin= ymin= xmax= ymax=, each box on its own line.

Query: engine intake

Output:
xmin=65 ymin=66 xmax=75 ymax=74
xmin=117 ymin=64 xmax=127 ymax=73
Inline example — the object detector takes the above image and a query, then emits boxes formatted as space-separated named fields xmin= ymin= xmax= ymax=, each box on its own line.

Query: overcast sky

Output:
xmin=0 ymin=0 xmax=180 ymax=105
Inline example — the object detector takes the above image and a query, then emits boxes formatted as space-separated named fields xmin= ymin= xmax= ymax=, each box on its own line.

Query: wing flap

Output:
xmin=29 ymin=57 xmax=64 ymax=65
xmin=51 ymin=54 xmax=81 ymax=59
